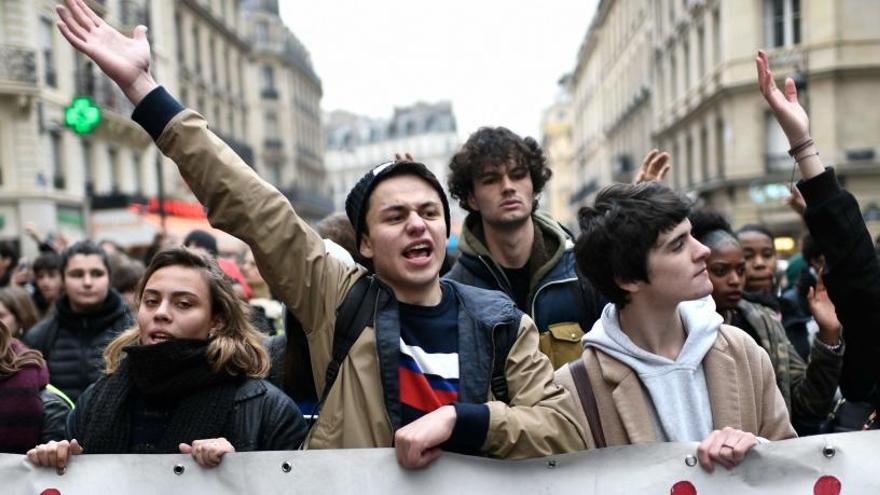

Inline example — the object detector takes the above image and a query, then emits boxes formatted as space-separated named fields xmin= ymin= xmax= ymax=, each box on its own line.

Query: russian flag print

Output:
xmin=399 ymin=337 xmax=460 ymax=420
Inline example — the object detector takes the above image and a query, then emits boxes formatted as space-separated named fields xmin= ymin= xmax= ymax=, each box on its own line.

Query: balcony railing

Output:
xmin=0 ymin=45 xmax=37 ymax=88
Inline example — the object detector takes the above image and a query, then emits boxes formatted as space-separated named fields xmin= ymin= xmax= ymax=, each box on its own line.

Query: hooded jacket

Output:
xmin=446 ymin=211 xmax=602 ymax=368
xmin=24 ymin=290 xmax=133 ymax=403
xmin=555 ymin=302 xmax=796 ymax=447
xmin=582 ymin=298 xmax=721 ymax=441
xmin=129 ymin=87 xmax=586 ymax=458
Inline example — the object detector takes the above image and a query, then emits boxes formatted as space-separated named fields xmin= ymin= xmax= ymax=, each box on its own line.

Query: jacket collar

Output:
xmin=590 ymin=328 xmax=739 ymax=442
xmin=457 ymin=211 xmax=570 ymax=292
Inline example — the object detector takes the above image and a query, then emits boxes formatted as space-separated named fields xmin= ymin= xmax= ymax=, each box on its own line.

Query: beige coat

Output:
xmin=555 ymin=325 xmax=796 ymax=447
xmin=156 ymin=109 xmax=586 ymax=457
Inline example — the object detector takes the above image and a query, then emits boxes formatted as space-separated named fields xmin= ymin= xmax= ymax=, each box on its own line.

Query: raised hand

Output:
xmin=56 ymin=0 xmax=157 ymax=104
xmin=755 ymin=50 xmax=809 ymax=147
xmin=784 ymin=184 xmax=806 ymax=216
xmin=807 ymin=268 xmax=843 ymax=346
xmin=634 ymin=149 xmax=671 ymax=184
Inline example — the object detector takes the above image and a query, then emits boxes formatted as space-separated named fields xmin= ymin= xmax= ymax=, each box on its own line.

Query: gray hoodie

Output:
xmin=583 ymin=297 xmax=722 ymax=441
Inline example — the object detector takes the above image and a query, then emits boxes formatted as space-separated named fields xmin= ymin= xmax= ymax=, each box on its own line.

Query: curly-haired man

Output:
xmin=446 ymin=127 xmax=603 ymax=369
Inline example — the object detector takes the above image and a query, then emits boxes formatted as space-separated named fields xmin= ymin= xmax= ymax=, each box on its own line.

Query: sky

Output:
xmin=279 ymin=1 xmax=598 ymax=140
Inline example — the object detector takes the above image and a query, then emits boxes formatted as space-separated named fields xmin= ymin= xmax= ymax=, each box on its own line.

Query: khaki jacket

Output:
xmin=155 ymin=109 xmax=586 ymax=457
xmin=555 ymin=325 xmax=796 ymax=447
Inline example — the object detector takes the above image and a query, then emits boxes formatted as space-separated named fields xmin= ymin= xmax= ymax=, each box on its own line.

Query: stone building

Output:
xmin=324 ymin=101 xmax=461 ymax=224
xmin=540 ymin=74 xmax=577 ymax=228
xmin=0 ymin=0 xmax=329 ymax=256
xmin=570 ymin=0 xmax=880 ymax=242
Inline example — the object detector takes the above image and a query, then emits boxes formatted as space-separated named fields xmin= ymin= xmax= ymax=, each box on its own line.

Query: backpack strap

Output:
xmin=319 ymin=275 xmax=378 ymax=404
xmin=490 ymin=323 xmax=517 ymax=404
xmin=569 ymin=356 xmax=606 ymax=448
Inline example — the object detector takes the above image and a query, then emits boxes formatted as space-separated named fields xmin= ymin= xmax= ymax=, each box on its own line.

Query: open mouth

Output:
xmin=148 ymin=331 xmax=173 ymax=343
xmin=403 ymin=242 xmax=433 ymax=260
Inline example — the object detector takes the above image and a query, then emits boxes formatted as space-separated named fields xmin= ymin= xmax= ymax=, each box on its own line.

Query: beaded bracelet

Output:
xmin=788 ymin=137 xmax=815 ymax=158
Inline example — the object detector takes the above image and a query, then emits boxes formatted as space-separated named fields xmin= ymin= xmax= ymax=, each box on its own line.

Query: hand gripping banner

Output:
xmin=5 ymin=431 xmax=878 ymax=494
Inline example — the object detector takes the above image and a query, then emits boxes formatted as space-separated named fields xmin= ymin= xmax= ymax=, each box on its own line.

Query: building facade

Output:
xmin=0 ymin=0 xmax=329 ymax=256
xmin=570 ymin=0 xmax=880 ymax=242
xmin=540 ymin=75 xmax=577 ymax=228
xmin=324 ymin=102 xmax=462 ymax=224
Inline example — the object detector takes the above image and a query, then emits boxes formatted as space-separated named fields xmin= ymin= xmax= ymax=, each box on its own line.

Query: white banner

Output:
xmin=4 ymin=430 xmax=878 ymax=494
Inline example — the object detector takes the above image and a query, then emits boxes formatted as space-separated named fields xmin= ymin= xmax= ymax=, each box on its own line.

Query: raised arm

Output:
xmin=55 ymin=0 xmax=362 ymax=363
xmin=757 ymin=49 xmax=880 ymax=402
xmin=56 ymin=0 xmax=156 ymax=104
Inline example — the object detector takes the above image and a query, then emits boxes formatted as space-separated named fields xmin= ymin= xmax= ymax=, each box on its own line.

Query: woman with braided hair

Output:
xmin=27 ymin=248 xmax=306 ymax=470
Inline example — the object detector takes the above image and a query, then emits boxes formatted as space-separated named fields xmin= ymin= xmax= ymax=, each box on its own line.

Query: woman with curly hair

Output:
xmin=0 ymin=318 xmax=70 ymax=453
xmin=27 ymin=247 xmax=306 ymax=469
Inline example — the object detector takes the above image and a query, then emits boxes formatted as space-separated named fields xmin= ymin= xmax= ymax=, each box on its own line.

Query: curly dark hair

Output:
xmin=447 ymin=127 xmax=552 ymax=213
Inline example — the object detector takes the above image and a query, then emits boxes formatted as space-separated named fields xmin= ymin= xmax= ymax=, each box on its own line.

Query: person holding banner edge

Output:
xmin=27 ymin=248 xmax=306 ymax=469
xmin=51 ymin=0 xmax=585 ymax=469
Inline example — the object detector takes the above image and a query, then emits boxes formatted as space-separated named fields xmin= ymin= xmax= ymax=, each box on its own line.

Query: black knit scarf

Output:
xmin=76 ymin=338 xmax=240 ymax=454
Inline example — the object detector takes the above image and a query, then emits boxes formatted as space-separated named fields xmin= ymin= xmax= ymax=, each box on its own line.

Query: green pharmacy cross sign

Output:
xmin=65 ymin=96 xmax=102 ymax=134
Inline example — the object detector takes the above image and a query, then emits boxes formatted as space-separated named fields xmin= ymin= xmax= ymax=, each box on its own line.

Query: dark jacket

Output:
xmin=23 ymin=290 xmax=134 ymax=402
xmin=39 ymin=386 xmax=72 ymax=443
xmin=798 ymin=168 xmax=880 ymax=404
xmin=446 ymin=211 xmax=603 ymax=368
xmin=68 ymin=378 xmax=307 ymax=451
xmin=725 ymin=299 xmax=842 ymax=434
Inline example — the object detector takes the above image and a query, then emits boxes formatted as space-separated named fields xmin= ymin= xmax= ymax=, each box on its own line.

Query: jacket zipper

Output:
xmin=530 ymin=277 xmax=578 ymax=323
xmin=478 ymin=255 xmax=514 ymax=296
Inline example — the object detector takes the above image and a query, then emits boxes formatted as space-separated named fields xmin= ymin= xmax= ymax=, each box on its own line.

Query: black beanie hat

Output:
xmin=345 ymin=160 xmax=451 ymax=250
xmin=183 ymin=229 xmax=219 ymax=256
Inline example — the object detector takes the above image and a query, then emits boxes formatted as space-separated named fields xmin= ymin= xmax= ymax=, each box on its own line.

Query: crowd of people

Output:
xmin=2 ymin=0 xmax=878 ymax=480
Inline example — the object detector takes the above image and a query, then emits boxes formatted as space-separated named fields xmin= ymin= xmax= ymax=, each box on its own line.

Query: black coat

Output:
xmin=23 ymin=291 xmax=133 ymax=402
xmin=68 ymin=377 xmax=307 ymax=451
xmin=798 ymin=168 xmax=880 ymax=404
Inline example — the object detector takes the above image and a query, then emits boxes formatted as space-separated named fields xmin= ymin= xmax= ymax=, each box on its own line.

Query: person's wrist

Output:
xmin=123 ymin=71 xmax=159 ymax=106
xmin=817 ymin=328 xmax=842 ymax=347
xmin=787 ymin=133 xmax=812 ymax=149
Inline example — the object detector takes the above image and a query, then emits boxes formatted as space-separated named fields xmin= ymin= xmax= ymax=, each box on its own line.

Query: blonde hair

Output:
xmin=103 ymin=248 xmax=269 ymax=378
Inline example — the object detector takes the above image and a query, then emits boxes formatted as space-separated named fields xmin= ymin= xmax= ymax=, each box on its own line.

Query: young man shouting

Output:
xmin=53 ymin=0 xmax=584 ymax=468
xmin=555 ymin=182 xmax=795 ymax=472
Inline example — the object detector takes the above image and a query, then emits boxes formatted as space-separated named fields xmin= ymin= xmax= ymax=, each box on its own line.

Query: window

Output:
xmin=716 ymin=117 xmax=726 ymax=178
xmin=697 ymin=26 xmax=706 ymax=79
xmin=683 ymin=40 xmax=691 ymax=91
xmin=175 ymin=14 xmax=184 ymax=64
xmin=208 ymin=37 xmax=217 ymax=83
xmin=132 ymin=150 xmax=143 ymax=195
xmin=40 ymin=18 xmax=57 ymax=87
xmin=262 ymin=65 xmax=275 ymax=92
xmin=49 ymin=131 xmax=65 ymax=189
xmin=765 ymin=0 xmax=801 ymax=48
xmin=255 ymin=21 xmax=269 ymax=44
xmin=265 ymin=112 xmax=279 ymax=139
xmin=700 ymin=125 xmax=709 ymax=182
xmin=108 ymin=147 xmax=120 ymax=193
xmin=82 ymin=139 xmax=93 ymax=194
xmin=192 ymin=25 xmax=201 ymax=75
xmin=670 ymin=53 xmax=678 ymax=101
xmin=685 ymin=133 xmax=694 ymax=186
xmin=712 ymin=9 xmax=721 ymax=66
